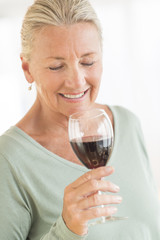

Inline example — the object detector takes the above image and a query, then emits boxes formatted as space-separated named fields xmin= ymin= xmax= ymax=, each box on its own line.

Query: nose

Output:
xmin=65 ymin=65 xmax=86 ymax=89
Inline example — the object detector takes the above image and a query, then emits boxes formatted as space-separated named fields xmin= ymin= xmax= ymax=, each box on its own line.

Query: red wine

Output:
xmin=70 ymin=136 xmax=113 ymax=169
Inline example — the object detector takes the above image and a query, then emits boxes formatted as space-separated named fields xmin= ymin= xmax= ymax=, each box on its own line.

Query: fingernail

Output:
xmin=115 ymin=196 xmax=123 ymax=203
xmin=109 ymin=207 xmax=117 ymax=215
xmin=106 ymin=166 xmax=114 ymax=172
xmin=113 ymin=184 xmax=120 ymax=192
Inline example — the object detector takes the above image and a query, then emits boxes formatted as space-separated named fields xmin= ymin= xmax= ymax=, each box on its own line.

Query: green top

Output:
xmin=0 ymin=106 xmax=160 ymax=240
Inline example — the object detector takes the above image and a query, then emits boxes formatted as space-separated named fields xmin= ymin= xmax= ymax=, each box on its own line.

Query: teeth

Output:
xmin=62 ymin=92 xmax=85 ymax=99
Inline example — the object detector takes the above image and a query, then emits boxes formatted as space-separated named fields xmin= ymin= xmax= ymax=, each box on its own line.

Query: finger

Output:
xmin=73 ymin=179 xmax=120 ymax=199
xmin=71 ymin=166 xmax=114 ymax=189
xmin=81 ymin=206 xmax=118 ymax=221
xmin=79 ymin=194 xmax=122 ymax=210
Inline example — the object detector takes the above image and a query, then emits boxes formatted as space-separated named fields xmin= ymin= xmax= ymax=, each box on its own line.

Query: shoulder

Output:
xmin=0 ymin=127 xmax=17 ymax=167
xmin=110 ymin=105 xmax=150 ymax=160
xmin=0 ymin=126 xmax=29 ymax=169
xmin=110 ymin=105 xmax=148 ymax=152
xmin=109 ymin=105 xmax=145 ymax=143
xmin=0 ymin=129 xmax=19 ymax=186
xmin=110 ymin=105 xmax=139 ymax=119
xmin=109 ymin=105 xmax=141 ymax=127
xmin=0 ymin=127 xmax=19 ymax=152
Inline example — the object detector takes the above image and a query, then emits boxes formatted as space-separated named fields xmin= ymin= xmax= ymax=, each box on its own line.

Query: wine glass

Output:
xmin=68 ymin=108 xmax=127 ymax=225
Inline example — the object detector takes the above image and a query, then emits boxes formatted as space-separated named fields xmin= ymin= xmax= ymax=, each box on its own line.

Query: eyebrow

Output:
xmin=81 ymin=52 xmax=97 ymax=57
xmin=46 ymin=56 xmax=65 ymax=60
xmin=46 ymin=52 xmax=97 ymax=60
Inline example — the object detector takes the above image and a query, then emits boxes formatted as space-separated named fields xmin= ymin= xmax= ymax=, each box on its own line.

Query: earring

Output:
xmin=28 ymin=83 xmax=32 ymax=91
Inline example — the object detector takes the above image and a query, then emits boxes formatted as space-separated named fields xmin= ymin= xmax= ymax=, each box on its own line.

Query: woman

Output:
xmin=0 ymin=0 xmax=159 ymax=239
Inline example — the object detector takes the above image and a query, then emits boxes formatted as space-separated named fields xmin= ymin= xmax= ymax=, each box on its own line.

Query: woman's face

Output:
xmin=24 ymin=22 xmax=103 ymax=117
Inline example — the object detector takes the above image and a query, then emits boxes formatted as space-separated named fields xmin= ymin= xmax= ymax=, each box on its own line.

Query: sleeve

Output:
xmin=40 ymin=216 xmax=88 ymax=240
xmin=0 ymin=153 xmax=32 ymax=239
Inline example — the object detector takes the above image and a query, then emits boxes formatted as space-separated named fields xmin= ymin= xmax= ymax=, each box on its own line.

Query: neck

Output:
xmin=16 ymin=98 xmax=69 ymax=135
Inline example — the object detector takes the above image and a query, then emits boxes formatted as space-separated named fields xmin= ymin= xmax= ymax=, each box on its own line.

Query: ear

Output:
xmin=20 ymin=54 xmax=34 ymax=84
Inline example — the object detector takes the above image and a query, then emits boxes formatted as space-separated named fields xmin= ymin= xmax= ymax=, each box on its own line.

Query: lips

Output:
xmin=59 ymin=89 xmax=88 ymax=99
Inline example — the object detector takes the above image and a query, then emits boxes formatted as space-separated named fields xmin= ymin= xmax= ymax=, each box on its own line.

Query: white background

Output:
xmin=0 ymin=0 xmax=160 ymax=192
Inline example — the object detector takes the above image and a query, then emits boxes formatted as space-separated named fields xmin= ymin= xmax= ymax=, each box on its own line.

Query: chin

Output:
xmin=65 ymin=104 xmax=94 ymax=117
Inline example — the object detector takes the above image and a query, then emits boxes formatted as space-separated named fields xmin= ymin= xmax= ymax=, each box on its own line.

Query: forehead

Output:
xmin=31 ymin=23 xmax=101 ymax=59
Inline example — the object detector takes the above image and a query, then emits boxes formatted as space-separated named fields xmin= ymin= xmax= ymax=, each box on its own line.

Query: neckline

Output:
xmin=12 ymin=125 xmax=88 ymax=172
xmin=11 ymin=105 xmax=118 ymax=169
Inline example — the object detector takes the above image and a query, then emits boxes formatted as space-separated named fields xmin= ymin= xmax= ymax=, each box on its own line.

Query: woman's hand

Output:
xmin=62 ymin=166 xmax=122 ymax=236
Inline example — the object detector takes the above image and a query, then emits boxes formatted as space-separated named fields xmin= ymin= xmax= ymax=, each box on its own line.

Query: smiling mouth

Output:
xmin=59 ymin=89 xmax=88 ymax=99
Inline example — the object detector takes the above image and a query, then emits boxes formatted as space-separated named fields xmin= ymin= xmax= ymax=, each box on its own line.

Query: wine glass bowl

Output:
xmin=69 ymin=109 xmax=114 ymax=169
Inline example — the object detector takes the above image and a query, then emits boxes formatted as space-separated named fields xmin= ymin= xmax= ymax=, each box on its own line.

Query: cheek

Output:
xmin=35 ymin=72 xmax=63 ymax=94
xmin=88 ymin=66 xmax=102 ymax=87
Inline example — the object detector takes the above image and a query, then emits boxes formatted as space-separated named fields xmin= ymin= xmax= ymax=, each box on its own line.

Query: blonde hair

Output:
xmin=21 ymin=0 xmax=102 ymax=61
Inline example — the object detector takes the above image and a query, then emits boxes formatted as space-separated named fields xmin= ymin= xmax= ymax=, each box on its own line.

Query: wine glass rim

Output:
xmin=69 ymin=108 xmax=107 ymax=120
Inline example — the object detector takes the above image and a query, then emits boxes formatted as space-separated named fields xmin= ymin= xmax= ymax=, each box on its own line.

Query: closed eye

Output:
xmin=81 ymin=62 xmax=94 ymax=66
xmin=49 ymin=66 xmax=63 ymax=71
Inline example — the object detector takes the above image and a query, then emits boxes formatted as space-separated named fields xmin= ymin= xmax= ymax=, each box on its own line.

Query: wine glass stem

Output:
xmin=98 ymin=190 xmax=106 ymax=223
